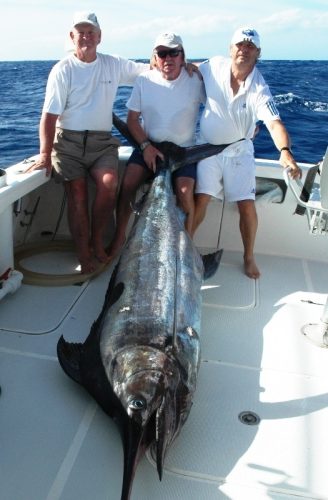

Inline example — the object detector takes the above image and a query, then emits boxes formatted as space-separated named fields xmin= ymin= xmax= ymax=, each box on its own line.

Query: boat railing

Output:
xmin=0 ymin=157 xmax=48 ymax=277
xmin=283 ymin=146 xmax=328 ymax=235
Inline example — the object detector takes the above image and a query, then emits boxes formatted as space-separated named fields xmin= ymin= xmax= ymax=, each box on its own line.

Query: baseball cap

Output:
xmin=231 ymin=27 xmax=260 ymax=48
xmin=153 ymin=33 xmax=183 ymax=49
xmin=72 ymin=12 xmax=100 ymax=30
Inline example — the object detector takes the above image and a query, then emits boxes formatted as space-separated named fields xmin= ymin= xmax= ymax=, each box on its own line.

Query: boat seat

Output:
xmin=284 ymin=146 xmax=328 ymax=235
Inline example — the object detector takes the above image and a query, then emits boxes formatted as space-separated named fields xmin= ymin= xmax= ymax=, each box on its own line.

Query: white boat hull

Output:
xmin=0 ymin=148 xmax=327 ymax=499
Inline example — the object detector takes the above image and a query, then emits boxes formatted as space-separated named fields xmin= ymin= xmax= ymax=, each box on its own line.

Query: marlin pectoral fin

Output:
xmin=103 ymin=263 xmax=124 ymax=308
xmin=95 ymin=271 xmax=125 ymax=326
xmin=202 ymin=249 xmax=223 ymax=280
xmin=57 ymin=336 xmax=83 ymax=384
xmin=108 ymin=282 xmax=125 ymax=308
xmin=93 ymin=264 xmax=119 ymax=326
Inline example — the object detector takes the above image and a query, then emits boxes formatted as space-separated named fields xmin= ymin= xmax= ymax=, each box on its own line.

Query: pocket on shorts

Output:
xmin=92 ymin=134 xmax=121 ymax=153
xmin=108 ymin=135 xmax=121 ymax=148
xmin=53 ymin=129 xmax=81 ymax=156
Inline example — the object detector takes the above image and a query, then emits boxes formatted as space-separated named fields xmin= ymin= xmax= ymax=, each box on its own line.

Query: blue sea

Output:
xmin=0 ymin=59 xmax=327 ymax=169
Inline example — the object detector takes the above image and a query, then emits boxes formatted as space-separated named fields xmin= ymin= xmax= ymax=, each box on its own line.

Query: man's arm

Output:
xmin=266 ymin=119 xmax=301 ymax=179
xmin=24 ymin=112 xmax=58 ymax=176
xmin=127 ymin=110 xmax=164 ymax=172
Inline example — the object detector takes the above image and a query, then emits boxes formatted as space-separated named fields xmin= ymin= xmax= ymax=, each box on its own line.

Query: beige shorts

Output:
xmin=52 ymin=128 xmax=121 ymax=181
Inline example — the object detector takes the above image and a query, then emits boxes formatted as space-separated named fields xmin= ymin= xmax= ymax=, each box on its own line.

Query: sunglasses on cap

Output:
xmin=155 ymin=48 xmax=183 ymax=59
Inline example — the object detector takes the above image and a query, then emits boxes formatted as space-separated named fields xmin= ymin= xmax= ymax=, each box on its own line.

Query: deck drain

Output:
xmin=238 ymin=411 xmax=260 ymax=426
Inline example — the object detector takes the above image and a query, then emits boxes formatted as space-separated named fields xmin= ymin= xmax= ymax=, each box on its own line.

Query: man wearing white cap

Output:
xmin=193 ymin=27 xmax=301 ymax=279
xmin=108 ymin=32 xmax=205 ymax=258
xmin=26 ymin=12 xmax=148 ymax=274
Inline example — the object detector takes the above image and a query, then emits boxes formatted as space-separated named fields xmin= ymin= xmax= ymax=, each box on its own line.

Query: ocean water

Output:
xmin=0 ymin=59 xmax=327 ymax=169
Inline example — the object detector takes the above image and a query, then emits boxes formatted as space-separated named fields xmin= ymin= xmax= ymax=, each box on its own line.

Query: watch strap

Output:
xmin=140 ymin=140 xmax=151 ymax=152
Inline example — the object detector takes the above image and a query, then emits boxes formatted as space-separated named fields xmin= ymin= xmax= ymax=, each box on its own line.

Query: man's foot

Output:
xmin=80 ymin=257 xmax=100 ymax=275
xmin=94 ymin=247 xmax=111 ymax=264
xmin=244 ymin=257 xmax=260 ymax=279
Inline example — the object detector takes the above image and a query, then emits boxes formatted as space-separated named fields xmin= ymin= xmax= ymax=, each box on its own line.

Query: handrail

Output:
xmin=283 ymin=159 xmax=328 ymax=235
xmin=283 ymin=168 xmax=328 ymax=214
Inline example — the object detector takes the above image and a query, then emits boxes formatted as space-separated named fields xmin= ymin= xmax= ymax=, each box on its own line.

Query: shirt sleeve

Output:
xmin=199 ymin=59 xmax=209 ymax=80
xmin=118 ymin=57 xmax=149 ymax=86
xmin=259 ymin=98 xmax=280 ymax=123
xmin=126 ymin=76 xmax=142 ymax=111
xmin=42 ymin=63 xmax=69 ymax=115
xmin=256 ymin=85 xmax=280 ymax=124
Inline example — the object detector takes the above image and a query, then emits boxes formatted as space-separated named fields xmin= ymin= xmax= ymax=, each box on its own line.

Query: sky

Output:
xmin=1 ymin=0 xmax=327 ymax=61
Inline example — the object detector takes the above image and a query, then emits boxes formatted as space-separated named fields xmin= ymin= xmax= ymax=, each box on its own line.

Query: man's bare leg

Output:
xmin=191 ymin=193 xmax=212 ymax=237
xmin=174 ymin=176 xmax=195 ymax=236
xmin=107 ymin=164 xmax=149 ymax=260
xmin=64 ymin=178 xmax=97 ymax=274
xmin=237 ymin=199 xmax=260 ymax=279
xmin=90 ymin=168 xmax=118 ymax=264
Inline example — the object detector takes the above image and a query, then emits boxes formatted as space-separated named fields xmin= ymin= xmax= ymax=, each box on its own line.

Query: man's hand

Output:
xmin=143 ymin=144 xmax=164 ymax=173
xmin=280 ymin=149 xmax=302 ymax=180
xmin=23 ymin=153 xmax=52 ymax=177
xmin=184 ymin=62 xmax=202 ymax=80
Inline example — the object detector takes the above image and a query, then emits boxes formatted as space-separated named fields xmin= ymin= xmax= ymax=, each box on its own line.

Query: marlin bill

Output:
xmin=57 ymin=152 xmax=222 ymax=499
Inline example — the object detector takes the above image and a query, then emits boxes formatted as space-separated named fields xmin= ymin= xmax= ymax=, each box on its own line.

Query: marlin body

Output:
xmin=57 ymin=161 xmax=204 ymax=500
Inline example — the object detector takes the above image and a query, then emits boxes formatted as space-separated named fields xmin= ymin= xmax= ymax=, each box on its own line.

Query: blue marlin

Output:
xmin=57 ymin=119 xmax=232 ymax=499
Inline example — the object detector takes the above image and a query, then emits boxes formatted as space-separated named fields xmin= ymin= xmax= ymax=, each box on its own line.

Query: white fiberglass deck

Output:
xmin=1 ymin=249 xmax=328 ymax=500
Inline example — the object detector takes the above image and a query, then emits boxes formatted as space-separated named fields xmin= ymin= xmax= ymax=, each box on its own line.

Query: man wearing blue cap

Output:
xmin=193 ymin=27 xmax=301 ymax=279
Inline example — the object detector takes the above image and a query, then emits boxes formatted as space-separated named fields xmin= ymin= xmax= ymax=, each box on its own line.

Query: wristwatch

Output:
xmin=280 ymin=147 xmax=292 ymax=153
xmin=140 ymin=140 xmax=151 ymax=152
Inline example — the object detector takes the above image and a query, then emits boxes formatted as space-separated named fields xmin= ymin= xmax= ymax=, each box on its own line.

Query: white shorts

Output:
xmin=195 ymin=151 xmax=256 ymax=202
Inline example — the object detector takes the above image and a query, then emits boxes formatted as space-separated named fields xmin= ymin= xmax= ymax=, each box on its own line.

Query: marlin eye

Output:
xmin=128 ymin=397 xmax=146 ymax=411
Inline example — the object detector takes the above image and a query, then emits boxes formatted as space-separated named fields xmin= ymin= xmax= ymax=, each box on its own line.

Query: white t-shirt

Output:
xmin=127 ymin=68 xmax=205 ymax=146
xmin=199 ymin=56 xmax=280 ymax=145
xmin=43 ymin=53 xmax=148 ymax=131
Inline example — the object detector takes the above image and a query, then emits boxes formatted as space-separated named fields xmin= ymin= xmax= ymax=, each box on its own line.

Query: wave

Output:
xmin=1 ymin=60 xmax=327 ymax=167
xmin=274 ymin=92 xmax=328 ymax=113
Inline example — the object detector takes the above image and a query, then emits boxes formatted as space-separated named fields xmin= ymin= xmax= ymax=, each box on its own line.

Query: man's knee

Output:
xmin=237 ymin=199 xmax=256 ymax=216
xmin=65 ymin=178 xmax=88 ymax=203
xmin=195 ymin=193 xmax=211 ymax=210
xmin=177 ymin=191 xmax=195 ymax=216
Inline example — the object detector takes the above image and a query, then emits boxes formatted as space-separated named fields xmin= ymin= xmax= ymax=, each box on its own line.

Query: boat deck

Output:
xmin=1 ymin=248 xmax=328 ymax=500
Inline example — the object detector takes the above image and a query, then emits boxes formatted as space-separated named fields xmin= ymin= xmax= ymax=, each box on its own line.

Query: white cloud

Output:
xmin=108 ymin=14 xmax=236 ymax=39
xmin=259 ymin=8 xmax=328 ymax=31
xmin=1 ymin=1 xmax=327 ymax=60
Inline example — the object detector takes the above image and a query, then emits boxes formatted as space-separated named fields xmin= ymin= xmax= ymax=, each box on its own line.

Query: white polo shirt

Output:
xmin=199 ymin=56 xmax=280 ymax=146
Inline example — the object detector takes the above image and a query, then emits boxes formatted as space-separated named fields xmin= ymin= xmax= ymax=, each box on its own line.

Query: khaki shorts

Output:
xmin=52 ymin=128 xmax=121 ymax=181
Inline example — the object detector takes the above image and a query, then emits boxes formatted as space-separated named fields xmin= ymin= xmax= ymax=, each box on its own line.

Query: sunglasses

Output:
xmin=155 ymin=49 xmax=183 ymax=59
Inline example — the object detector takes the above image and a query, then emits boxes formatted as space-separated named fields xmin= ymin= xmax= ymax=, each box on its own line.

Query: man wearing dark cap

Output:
xmin=25 ymin=12 xmax=148 ymax=274
xmin=193 ymin=27 xmax=301 ymax=279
